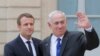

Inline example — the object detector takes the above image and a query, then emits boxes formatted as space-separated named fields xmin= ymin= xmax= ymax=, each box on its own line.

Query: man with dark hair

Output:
xmin=4 ymin=13 xmax=41 ymax=56
xmin=40 ymin=10 xmax=99 ymax=56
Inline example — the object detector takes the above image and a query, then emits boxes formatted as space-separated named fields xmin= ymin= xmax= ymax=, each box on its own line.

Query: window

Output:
xmin=58 ymin=0 xmax=100 ymax=56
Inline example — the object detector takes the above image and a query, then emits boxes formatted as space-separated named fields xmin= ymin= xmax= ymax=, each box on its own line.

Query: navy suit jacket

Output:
xmin=40 ymin=29 xmax=99 ymax=56
xmin=4 ymin=35 xmax=41 ymax=56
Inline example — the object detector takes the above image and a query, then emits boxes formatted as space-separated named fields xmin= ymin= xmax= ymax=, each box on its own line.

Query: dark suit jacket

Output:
xmin=4 ymin=35 xmax=41 ymax=56
xmin=40 ymin=28 xmax=99 ymax=56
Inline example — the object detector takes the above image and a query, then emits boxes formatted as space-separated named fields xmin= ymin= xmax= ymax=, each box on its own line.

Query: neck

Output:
xmin=20 ymin=34 xmax=32 ymax=40
xmin=53 ymin=34 xmax=63 ymax=38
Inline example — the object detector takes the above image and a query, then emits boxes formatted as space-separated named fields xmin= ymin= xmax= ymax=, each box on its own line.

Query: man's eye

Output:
xmin=55 ymin=22 xmax=59 ymax=25
xmin=61 ymin=21 xmax=64 ymax=24
xmin=24 ymin=24 xmax=28 ymax=26
xmin=30 ymin=23 xmax=33 ymax=26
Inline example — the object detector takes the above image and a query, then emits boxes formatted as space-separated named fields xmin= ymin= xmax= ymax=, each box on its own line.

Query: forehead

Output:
xmin=51 ymin=13 xmax=66 ymax=22
xmin=20 ymin=17 xmax=34 ymax=23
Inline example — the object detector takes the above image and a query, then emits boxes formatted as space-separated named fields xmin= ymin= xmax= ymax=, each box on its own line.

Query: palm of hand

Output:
xmin=76 ymin=12 xmax=91 ymax=29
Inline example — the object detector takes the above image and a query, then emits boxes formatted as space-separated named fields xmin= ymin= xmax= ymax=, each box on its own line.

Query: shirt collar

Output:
xmin=20 ymin=34 xmax=32 ymax=43
xmin=51 ymin=34 xmax=64 ymax=43
xmin=52 ymin=34 xmax=63 ymax=39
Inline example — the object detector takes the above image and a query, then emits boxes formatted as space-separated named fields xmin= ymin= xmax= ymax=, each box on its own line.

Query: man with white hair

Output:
xmin=40 ymin=10 xmax=99 ymax=56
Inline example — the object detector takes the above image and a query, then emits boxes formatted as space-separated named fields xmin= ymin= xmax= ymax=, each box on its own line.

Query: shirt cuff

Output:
xmin=85 ymin=26 xmax=93 ymax=32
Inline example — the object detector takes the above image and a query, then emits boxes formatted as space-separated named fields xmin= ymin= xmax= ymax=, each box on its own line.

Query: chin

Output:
xmin=27 ymin=33 xmax=32 ymax=36
xmin=59 ymin=32 xmax=65 ymax=35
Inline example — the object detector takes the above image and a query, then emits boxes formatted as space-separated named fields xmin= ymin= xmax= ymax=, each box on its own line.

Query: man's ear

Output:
xmin=48 ymin=22 xmax=51 ymax=28
xmin=17 ymin=24 xmax=20 ymax=30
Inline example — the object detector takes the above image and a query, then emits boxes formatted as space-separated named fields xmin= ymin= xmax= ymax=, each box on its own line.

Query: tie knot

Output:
xmin=57 ymin=38 xmax=61 ymax=45
xmin=26 ymin=41 xmax=31 ymax=44
xmin=57 ymin=38 xmax=61 ymax=41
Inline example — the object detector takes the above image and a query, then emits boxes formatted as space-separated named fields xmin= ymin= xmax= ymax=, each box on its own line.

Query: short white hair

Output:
xmin=48 ymin=10 xmax=66 ymax=22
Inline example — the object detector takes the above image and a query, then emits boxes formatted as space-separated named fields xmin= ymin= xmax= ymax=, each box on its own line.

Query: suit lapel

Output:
xmin=60 ymin=31 xmax=70 ymax=56
xmin=45 ymin=35 xmax=52 ymax=56
xmin=16 ymin=35 xmax=31 ymax=56
xmin=32 ymin=38 xmax=39 ymax=56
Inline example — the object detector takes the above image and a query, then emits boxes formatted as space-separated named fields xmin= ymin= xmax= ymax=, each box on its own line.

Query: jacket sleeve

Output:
xmin=84 ymin=28 xmax=99 ymax=50
xmin=4 ymin=44 xmax=15 ymax=56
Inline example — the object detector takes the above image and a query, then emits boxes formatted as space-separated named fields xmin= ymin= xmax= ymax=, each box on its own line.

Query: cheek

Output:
xmin=52 ymin=25 xmax=57 ymax=29
xmin=21 ymin=27 xmax=28 ymax=31
xmin=21 ymin=28 xmax=26 ymax=32
xmin=31 ymin=28 xmax=34 ymax=31
xmin=63 ymin=23 xmax=66 ymax=27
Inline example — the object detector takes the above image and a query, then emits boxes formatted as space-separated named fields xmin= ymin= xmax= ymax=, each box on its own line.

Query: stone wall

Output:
xmin=0 ymin=0 xmax=57 ymax=56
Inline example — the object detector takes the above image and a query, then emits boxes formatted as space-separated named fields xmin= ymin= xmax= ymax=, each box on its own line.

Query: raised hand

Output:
xmin=76 ymin=12 xmax=91 ymax=29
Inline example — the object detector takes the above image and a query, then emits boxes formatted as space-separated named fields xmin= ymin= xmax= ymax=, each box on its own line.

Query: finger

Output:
xmin=76 ymin=12 xmax=86 ymax=19
xmin=77 ymin=12 xmax=89 ymax=22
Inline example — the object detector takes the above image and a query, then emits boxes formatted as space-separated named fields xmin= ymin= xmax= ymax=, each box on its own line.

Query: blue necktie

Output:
xmin=56 ymin=38 xmax=61 ymax=56
xmin=27 ymin=41 xmax=33 ymax=56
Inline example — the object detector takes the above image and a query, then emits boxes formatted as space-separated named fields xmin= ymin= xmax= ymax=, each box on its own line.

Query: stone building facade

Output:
xmin=0 ymin=0 xmax=57 ymax=56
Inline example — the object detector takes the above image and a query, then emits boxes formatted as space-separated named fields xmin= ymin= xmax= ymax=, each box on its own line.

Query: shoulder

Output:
xmin=63 ymin=31 xmax=85 ymax=40
xmin=4 ymin=35 xmax=21 ymax=48
xmin=43 ymin=36 xmax=50 ymax=42
xmin=4 ymin=37 xmax=18 ymax=50
xmin=32 ymin=37 xmax=41 ymax=44
xmin=40 ymin=35 xmax=51 ymax=46
xmin=67 ymin=31 xmax=84 ymax=36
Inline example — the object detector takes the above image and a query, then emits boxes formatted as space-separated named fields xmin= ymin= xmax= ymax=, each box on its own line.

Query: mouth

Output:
xmin=26 ymin=30 xmax=33 ymax=33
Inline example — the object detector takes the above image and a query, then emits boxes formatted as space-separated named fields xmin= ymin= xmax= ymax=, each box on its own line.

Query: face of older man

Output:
xmin=48 ymin=13 xmax=67 ymax=37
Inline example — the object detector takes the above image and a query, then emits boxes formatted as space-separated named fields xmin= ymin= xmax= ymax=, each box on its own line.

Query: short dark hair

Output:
xmin=17 ymin=13 xmax=34 ymax=25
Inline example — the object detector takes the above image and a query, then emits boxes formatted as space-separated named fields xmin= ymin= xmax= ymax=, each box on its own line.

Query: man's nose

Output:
xmin=28 ymin=24 xmax=31 ymax=28
xmin=58 ymin=23 xmax=62 ymax=28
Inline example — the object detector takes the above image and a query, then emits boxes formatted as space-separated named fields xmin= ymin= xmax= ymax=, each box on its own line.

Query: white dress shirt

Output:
xmin=78 ymin=26 xmax=93 ymax=33
xmin=20 ymin=34 xmax=37 ymax=56
xmin=85 ymin=26 xmax=93 ymax=32
xmin=50 ymin=34 xmax=63 ymax=56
